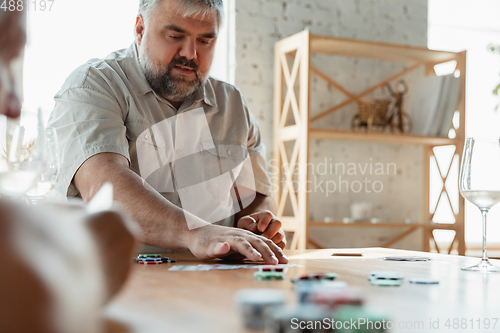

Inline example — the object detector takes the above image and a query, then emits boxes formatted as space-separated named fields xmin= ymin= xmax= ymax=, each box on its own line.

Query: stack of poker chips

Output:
xmin=333 ymin=305 xmax=389 ymax=333
xmin=135 ymin=254 xmax=177 ymax=265
xmin=235 ymin=289 xmax=286 ymax=330
xmin=311 ymin=288 xmax=364 ymax=309
xmin=291 ymin=272 xmax=339 ymax=283
xmin=234 ymin=270 xmax=388 ymax=332
xmin=254 ymin=265 xmax=285 ymax=280
xmin=293 ymin=280 xmax=348 ymax=304
xmin=264 ymin=304 xmax=331 ymax=333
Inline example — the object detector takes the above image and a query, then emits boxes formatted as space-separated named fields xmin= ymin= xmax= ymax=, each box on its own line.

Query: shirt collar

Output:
xmin=126 ymin=43 xmax=216 ymax=108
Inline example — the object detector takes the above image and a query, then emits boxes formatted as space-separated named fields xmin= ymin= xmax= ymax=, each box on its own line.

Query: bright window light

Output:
xmin=429 ymin=0 xmax=500 ymax=249
xmin=434 ymin=60 xmax=457 ymax=76
xmin=22 ymin=0 xmax=231 ymax=122
xmin=452 ymin=110 xmax=460 ymax=129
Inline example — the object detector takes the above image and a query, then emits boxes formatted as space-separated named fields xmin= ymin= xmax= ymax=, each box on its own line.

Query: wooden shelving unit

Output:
xmin=273 ymin=30 xmax=466 ymax=254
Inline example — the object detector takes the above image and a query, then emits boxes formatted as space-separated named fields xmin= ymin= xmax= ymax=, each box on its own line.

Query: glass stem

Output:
xmin=480 ymin=209 xmax=489 ymax=261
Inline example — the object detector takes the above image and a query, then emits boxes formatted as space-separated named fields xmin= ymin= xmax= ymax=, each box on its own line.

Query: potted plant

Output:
xmin=489 ymin=44 xmax=500 ymax=110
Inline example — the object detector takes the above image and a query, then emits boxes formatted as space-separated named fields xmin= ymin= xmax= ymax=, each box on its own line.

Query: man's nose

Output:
xmin=178 ymin=39 xmax=197 ymax=60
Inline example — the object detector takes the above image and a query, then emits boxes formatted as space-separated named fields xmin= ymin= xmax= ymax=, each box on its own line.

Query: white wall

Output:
xmin=234 ymin=0 xmax=429 ymax=250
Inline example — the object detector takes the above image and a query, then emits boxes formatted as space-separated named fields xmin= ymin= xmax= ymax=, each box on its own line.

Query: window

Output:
xmin=22 ymin=0 xmax=233 ymax=122
xmin=429 ymin=0 xmax=500 ymax=250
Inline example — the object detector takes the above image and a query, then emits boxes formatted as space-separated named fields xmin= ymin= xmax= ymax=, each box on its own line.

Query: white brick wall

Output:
xmin=234 ymin=0 xmax=429 ymax=250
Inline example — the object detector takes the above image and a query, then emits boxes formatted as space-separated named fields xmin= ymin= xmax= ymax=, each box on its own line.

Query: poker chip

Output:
xmin=291 ymin=272 xmax=338 ymax=283
xmin=254 ymin=271 xmax=285 ymax=280
xmin=295 ymin=281 xmax=348 ymax=303
xmin=369 ymin=278 xmax=401 ymax=286
xmin=260 ymin=266 xmax=284 ymax=273
xmin=161 ymin=258 xmax=177 ymax=263
xmin=136 ymin=258 xmax=162 ymax=263
xmin=265 ymin=304 xmax=330 ymax=333
xmin=235 ymin=289 xmax=286 ymax=330
xmin=409 ymin=278 xmax=439 ymax=284
xmin=369 ymin=271 xmax=404 ymax=280
xmin=136 ymin=257 xmax=176 ymax=264
xmin=312 ymin=288 xmax=364 ymax=309
xmin=137 ymin=254 xmax=161 ymax=258
xmin=138 ymin=261 xmax=163 ymax=265
xmin=333 ymin=305 xmax=390 ymax=331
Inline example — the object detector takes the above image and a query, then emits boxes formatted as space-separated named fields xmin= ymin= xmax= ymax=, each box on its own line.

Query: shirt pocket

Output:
xmin=200 ymin=141 xmax=249 ymax=199
xmin=135 ymin=126 xmax=173 ymax=191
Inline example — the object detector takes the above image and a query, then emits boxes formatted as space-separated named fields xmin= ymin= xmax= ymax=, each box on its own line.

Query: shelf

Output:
xmin=309 ymin=128 xmax=457 ymax=146
xmin=309 ymin=221 xmax=461 ymax=230
xmin=310 ymin=34 xmax=460 ymax=64
xmin=273 ymin=30 xmax=466 ymax=253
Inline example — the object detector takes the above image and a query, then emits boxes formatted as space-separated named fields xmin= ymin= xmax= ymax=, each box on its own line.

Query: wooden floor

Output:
xmin=104 ymin=248 xmax=500 ymax=333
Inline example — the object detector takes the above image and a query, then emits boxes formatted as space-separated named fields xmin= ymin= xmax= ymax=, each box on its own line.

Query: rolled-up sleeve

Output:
xmin=48 ymin=66 xmax=130 ymax=198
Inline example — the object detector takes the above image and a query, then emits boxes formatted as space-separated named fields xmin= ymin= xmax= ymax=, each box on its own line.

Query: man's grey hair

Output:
xmin=139 ymin=0 xmax=224 ymax=26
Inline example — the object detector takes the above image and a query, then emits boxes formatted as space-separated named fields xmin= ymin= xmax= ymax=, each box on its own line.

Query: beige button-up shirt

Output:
xmin=48 ymin=43 xmax=271 ymax=228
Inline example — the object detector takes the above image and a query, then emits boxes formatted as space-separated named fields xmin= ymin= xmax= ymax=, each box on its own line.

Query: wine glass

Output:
xmin=0 ymin=123 xmax=44 ymax=198
xmin=25 ymin=127 xmax=60 ymax=204
xmin=459 ymin=137 xmax=500 ymax=272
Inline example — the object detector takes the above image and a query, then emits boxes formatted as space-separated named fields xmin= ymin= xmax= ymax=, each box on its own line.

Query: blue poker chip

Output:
xmin=136 ymin=258 xmax=162 ymax=263
xmin=409 ymin=278 xmax=439 ymax=284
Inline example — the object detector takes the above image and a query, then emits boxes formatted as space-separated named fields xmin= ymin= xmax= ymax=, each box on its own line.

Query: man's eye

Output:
xmin=170 ymin=35 xmax=183 ymax=40
xmin=199 ymin=39 xmax=211 ymax=45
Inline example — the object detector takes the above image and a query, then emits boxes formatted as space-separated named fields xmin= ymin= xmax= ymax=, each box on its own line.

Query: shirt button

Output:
xmin=177 ymin=149 xmax=183 ymax=156
xmin=145 ymin=134 xmax=149 ymax=140
xmin=183 ymin=188 xmax=188 ymax=193
xmin=227 ymin=150 xmax=232 ymax=156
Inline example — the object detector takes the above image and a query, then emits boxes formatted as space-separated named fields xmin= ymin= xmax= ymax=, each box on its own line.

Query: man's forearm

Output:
xmin=74 ymin=153 xmax=288 ymax=264
xmin=74 ymin=153 xmax=194 ymax=249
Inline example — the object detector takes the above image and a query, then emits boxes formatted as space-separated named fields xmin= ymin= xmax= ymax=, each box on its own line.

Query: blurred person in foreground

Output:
xmin=48 ymin=0 xmax=289 ymax=265
xmin=0 ymin=9 xmax=137 ymax=333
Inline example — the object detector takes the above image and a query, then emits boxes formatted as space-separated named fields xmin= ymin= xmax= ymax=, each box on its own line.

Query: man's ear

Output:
xmin=135 ymin=15 xmax=145 ymax=45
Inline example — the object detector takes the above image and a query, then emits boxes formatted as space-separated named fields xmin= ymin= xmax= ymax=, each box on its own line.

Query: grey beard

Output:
xmin=140 ymin=58 xmax=204 ymax=102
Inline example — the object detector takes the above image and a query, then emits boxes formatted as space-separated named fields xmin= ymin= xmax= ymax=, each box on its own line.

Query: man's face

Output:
xmin=0 ymin=10 xmax=25 ymax=118
xmin=135 ymin=0 xmax=219 ymax=103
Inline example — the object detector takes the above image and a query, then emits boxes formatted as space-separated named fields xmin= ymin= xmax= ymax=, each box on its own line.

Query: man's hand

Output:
xmin=74 ymin=154 xmax=288 ymax=265
xmin=187 ymin=223 xmax=288 ymax=265
xmin=237 ymin=210 xmax=286 ymax=249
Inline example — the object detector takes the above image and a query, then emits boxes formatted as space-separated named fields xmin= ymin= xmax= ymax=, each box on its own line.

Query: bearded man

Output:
xmin=48 ymin=0 xmax=288 ymax=264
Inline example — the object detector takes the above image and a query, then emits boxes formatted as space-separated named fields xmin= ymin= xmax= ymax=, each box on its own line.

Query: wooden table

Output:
xmin=104 ymin=248 xmax=500 ymax=333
